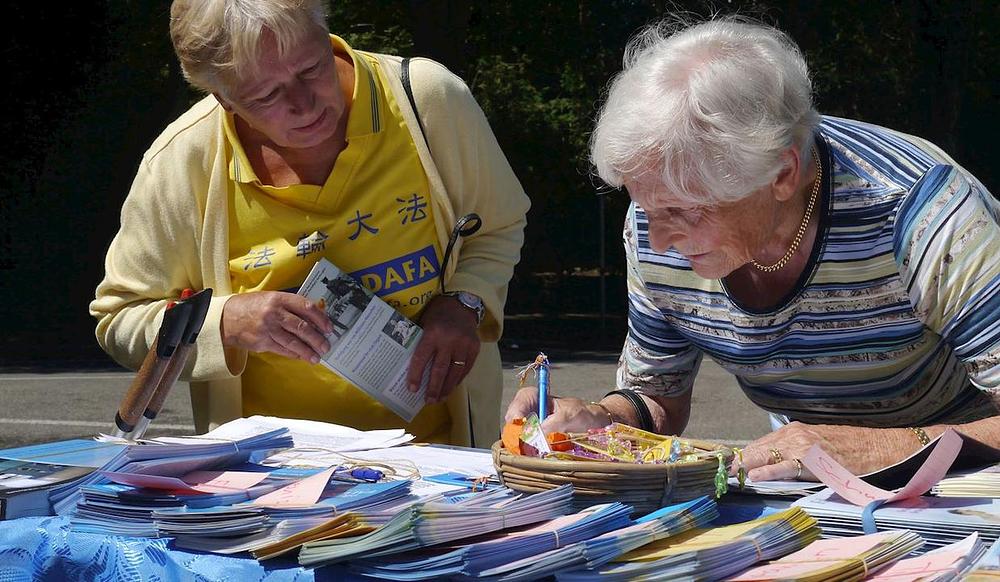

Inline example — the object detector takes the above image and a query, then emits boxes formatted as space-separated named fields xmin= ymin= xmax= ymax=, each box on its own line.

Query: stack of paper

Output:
xmin=468 ymin=496 xmax=718 ymax=581
xmin=199 ymin=415 xmax=415 ymax=461
xmin=729 ymin=478 xmax=823 ymax=497
xmin=353 ymin=502 xmax=633 ymax=580
xmin=223 ymin=482 xmax=465 ymax=559
xmin=257 ymin=480 xmax=411 ymax=517
xmin=165 ymin=480 xmax=412 ymax=553
xmin=725 ymin=529 xmax=923 ymax=581
xmin=965 ymin=537 xmax=1000 ymax=581
xmin=69 ymin=465 xmax=315 ymax=537
xmin=795 ymin=488 xmax=1000 ymax=551
xmin=865 ymin=532 xmax=986 ymax=581
xmin=251 ymin=513 xmax=377 ymax=559
xmin=737 ymin=429 xmax=1000 ymax=499
xmin=0 ymin=438 xmax=127 ymax=520
xmin=154 ymin=505 xmax=272 ymax=539
xmin=298 ymin=484 xmax=575 ymax=566
xmin=51 ymin=428 xmax=294 ymax=514
xmin=558 ymin=506 xmax=818 ymax=581
xmin=0 ymin=438 xmax=127 ymax=469
xmin=795 ymin=428 xmax=1000 ymax=552
xmin=931 ymin=463 xmax=1000 ymax=498
xmin=73 ymin=483 xmax=189 ymax=537
xmin=344 ymin=445 xmax=497 ymax=479
xmin=170 ymin=482 xmax=474 ymax=557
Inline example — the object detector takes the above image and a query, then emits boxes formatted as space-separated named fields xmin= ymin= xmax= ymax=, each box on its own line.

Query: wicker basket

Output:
xmin=492 ymin=438 xmax=733 ymax=515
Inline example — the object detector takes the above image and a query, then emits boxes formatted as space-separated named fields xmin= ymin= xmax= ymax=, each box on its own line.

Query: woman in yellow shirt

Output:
xmin=91 ymin=0 xmax=529 ymax=446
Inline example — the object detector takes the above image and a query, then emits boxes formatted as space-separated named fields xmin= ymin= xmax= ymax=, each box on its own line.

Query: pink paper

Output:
xmin=729 ymin=533 xmax=894 ymax=581
xmin=729 ymin=560 xmax=853 ymax=580
xmin=865 ymin=550 xmax=965 ymax=580
xmin=866 ymin=532 xmax=978 ymax=581
xmin=181 ymin=470 xmax=269 ymax=492
xmin=801 ymin=428 xmax=962 ymax=506
xmin=251 ymin=466 xmax=336 ymax=507
xmin=100 ymin=470 xmax=268 ymax=494
xmin=778 ymin=532 xmax=889 ymax=561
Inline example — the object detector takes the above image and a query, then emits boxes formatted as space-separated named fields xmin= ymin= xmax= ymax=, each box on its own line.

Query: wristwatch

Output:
xmin=443 ymin=291 xmax=485 ymax=326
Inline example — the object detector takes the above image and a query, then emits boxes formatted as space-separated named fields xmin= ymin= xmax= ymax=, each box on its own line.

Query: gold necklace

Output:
xmin=751 ymin=146 xmax=822 ymax=273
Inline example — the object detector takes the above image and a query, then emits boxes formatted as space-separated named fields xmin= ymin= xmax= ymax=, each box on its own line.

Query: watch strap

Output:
xmin=444 ymin=291 xmax=484 ymax=325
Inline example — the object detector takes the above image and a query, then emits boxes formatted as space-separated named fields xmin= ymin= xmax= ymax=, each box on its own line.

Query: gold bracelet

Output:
xmin=909 ymin=426 xmax=931 ymax=446
xmin=589 ymin=401 xmax=614 ymax=426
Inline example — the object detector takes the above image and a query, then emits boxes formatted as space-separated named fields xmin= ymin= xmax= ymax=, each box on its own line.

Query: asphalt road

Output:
xmin=0 ymin=350 xmax=771 ymax=449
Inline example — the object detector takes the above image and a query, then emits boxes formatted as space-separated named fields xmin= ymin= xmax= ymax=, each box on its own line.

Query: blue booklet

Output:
xmin=354 ymin=502 xmax=634 ymax=580
xmin=0 ymin=439 xmax=128 ymax=520
xmin=50 ymin=428 xmax=294 ymax=515
xmin=0 ymin=439 xmax=126 ymax=469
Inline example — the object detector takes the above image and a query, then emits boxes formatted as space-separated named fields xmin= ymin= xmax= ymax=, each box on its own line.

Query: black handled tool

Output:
xmin=129 ymin=288 xmax=213 ymax=440
xmin=112 ymin=298 xmax=193 ymax=437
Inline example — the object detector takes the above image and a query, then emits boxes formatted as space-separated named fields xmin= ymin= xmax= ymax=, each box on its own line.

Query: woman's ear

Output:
xmin=771 ymin=147 xmax=802 ymax=203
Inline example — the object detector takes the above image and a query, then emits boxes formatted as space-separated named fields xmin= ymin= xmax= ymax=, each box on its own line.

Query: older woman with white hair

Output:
xmin=506 ymin=17 xmax=1000 ymax=481
xmin=92 ymin=0 xmax=529 ymax=447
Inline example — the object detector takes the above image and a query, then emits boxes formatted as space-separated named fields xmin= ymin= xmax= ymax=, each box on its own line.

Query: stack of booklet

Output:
xmin=200 ymin=415 xmax=415 ymax=459
xmin=165 ymin=479 xmax=413 ymax=553
xmin=298 ymin=484 xmax=575 ymax=567
xmin=0 ymin=438 xmax=127 ymax=520
xmin=794 ymin=488 xmax=1000 ymax=551
xmin=230 ymin=481 xmax=472 ymax=560
xmin=965 ymin=537 xmax=1000 ymax=580
xmin=467 ymin=496 xmax=718 ymax=581
xmin=863 ymin=532 xmax=986 ymax=581
xmin=70 ymin=467 xmax=413 ymax=548
xmin=726 ymin=529 xmax=924 ymax=581
xmin=352 ymin=502 xmax=634 ymax=580
xmin=70 ymin=464 xmax=318 ymax=537
xmin=930 ymin=463 xmax=1000 ymax=498
xmin=51 ymin=428 xmax=294 ymax=515
xmin=559 ymin=506 xmax=818 ymax=581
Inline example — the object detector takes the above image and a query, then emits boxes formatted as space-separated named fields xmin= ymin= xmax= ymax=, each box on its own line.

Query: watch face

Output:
xmin=458 ymin=291 xmax=483 ymax=308
xmin=452 ymin=291 xmax=484 ymax=324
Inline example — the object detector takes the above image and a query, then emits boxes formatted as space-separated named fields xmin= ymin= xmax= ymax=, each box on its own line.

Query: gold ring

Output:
xmin=452 ymin=360 xmax=466 ymax=366
xmin=793 ymin=458 xmax=803 ymax=479
xmin=769 ymin=447 xmax=783 ymax=464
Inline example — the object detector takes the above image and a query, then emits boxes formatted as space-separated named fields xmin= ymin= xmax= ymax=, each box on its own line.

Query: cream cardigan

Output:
xmin=91 ymin=52 xmax=530 ymax=447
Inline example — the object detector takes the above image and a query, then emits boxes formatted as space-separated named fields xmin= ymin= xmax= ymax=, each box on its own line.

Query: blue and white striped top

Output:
xmin=620 ymin=116 xmax=1000 ymax=428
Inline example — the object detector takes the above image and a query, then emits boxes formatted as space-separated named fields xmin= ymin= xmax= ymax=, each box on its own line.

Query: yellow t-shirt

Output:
xmin=226 ymin=36 xmax=450 ymax=442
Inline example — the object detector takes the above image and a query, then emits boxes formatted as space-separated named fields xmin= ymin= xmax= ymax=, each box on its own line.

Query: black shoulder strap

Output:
xmin=401 ymin=57 xmax=429 ymax=147
xmin=402 ymin=55 xmax=482 ymax=297
xmin=403 ymin=56 xmax=482 ymax=448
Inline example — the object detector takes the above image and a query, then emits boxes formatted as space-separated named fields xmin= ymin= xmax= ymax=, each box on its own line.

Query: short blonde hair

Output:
xmin=170 ymin=0 xmax=329 ymax=95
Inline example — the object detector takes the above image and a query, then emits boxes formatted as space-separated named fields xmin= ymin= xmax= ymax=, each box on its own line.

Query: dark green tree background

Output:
xmin=0 ymin=1 xmax=996 ymax=364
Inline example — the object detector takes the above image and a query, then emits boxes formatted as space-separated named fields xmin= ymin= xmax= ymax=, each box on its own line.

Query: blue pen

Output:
xmin=537 ymin=353 xmax=550 ymax=420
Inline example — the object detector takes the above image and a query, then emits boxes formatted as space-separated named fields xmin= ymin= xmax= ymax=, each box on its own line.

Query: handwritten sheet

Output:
xmin=252 ymin=466 xmax=336 ymax=507
xmin=802 ymin=428 xmax=962 ymax=506
xmin=729 ymin=532 xmax=894 ymax=581
xmin=100 ymin=470 xmax=268 ymax=494
xmin=866 ymin=532 xmax=979 ymax=581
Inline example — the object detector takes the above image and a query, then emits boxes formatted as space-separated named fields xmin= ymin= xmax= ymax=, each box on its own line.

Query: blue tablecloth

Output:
xmin=0 ymin=516 xmax=362 ymax=582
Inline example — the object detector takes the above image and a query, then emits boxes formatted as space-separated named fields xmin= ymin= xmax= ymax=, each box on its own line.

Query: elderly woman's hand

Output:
xmin=221 ymin=291 xmax=333 ymax=363
xmin=504 ymin=386 xmax=554 ymax=424
xmin=736 ymin=421 xmax=913 ymax=482
xmin=505 ymin=386 xmax=610 ymax=433
xmin=408 ymin=294 xmax=481 ymax=404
